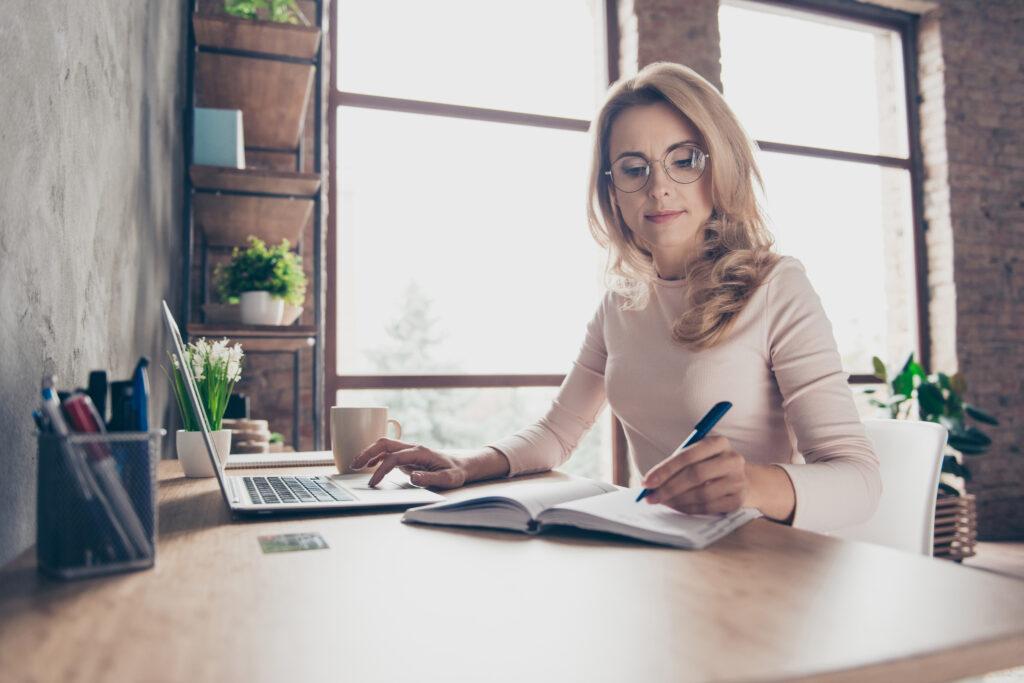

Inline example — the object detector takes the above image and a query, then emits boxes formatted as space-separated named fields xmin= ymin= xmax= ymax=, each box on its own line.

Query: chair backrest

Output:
xmin=830 ymin=418 xmax=948 ymax=555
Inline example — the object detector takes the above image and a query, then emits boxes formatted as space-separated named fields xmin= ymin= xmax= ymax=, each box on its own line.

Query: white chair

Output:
xmin=830 ymin=418 xmax=948 ymax=556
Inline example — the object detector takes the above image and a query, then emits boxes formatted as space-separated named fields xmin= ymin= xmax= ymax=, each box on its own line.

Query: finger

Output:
xmin=656 ymin=475 xmax=742 ymax=510
xmin=351 ymin=437 xmax=414 ymax=470
xmin=673 ymin=491 xmax=743 ymax=516
xmin=645 ymin=451 xmax=740 ymax=504
xmin=410 ymin=469 xmax=461 ymax=489
xmin=367 ymin=447 xmax=437 ymax=487
xmin=643 ymin=435 xmax=730 ymax=489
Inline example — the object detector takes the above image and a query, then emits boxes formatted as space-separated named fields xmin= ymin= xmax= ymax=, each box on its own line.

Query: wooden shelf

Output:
xmin=190 ymin=165 xmax=320 ymax=197
xmin=195 ymin=52 xmax=314 ymax=150
xmin=194 ymin=193 xmax=313 ymax=247
xmin=193 ymin=13 xmax=321 ymax=60
xmin=187 ymin=324 xmax=317 ymax=352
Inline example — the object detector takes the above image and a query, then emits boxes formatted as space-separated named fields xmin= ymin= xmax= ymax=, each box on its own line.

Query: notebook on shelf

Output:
xmin=224 ymin=450 xmax=335 ymax=469
xmin=402 ymin=476 xmax=761 ymax=550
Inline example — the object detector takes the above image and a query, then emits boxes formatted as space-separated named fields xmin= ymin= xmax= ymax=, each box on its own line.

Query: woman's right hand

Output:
xmin=351 ymin=438 xmax=472 ymax=489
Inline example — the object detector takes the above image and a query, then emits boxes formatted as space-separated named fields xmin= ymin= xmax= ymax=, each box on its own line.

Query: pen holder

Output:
xmin=36 ymin=430 xmax=165 ymax=580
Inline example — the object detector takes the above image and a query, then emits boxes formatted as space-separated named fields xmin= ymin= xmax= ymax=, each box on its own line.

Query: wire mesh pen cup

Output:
xmin=37 ymin=430 xmax=165 ymax=580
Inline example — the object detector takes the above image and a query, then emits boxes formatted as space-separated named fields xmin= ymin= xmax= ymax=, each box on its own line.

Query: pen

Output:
xmin=131 ymin=357 xmax=150 ymax=431
xmin=636 ymin=401 xmax=733 ymax=502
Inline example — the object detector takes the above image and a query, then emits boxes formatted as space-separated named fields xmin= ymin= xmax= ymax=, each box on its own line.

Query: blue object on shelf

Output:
xmin=193 ymin=107 xmax=245 ymax=168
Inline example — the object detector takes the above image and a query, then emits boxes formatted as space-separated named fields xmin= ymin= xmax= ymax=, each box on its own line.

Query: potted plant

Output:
xmin=865 ymin=353 xmax=999 ymax=497
xmin=216 ymin=236 xmax=307 ymax=326
xmin=865 ymin=353 xmax=1000 ymax=560
xmin=224 ymin=0 xmax=310 ymax=25
xmin=166 ymin=338 xmax=244 ymax=478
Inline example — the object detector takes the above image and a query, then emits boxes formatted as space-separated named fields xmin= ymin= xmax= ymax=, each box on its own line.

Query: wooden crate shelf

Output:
xmin=193 ymin=13 xmax=321 ymax=60
xmin=190 ymin=165 xmax=320 ymax=197
xmin=934 ymin=493 xmax=977 ymax=561
xmin=195 ymin=52 xmax=314 ymax=150
xmin=194 ymin=193 xmax=313 ymax=247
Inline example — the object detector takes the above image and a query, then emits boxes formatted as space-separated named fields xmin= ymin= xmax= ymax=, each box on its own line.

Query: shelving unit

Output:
xmin=182 ymin=0 xmax=325 ymax=451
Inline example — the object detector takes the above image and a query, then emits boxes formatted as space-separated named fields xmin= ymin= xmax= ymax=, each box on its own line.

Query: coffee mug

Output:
xmin=330 ymin=406 xmax=402 ymax=474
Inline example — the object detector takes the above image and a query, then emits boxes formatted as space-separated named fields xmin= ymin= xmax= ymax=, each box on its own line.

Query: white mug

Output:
xmin=330 ymin=406 xmax=402 ymax=474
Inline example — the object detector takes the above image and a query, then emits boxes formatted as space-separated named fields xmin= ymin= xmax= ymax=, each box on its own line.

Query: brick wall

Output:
xmin=923 ymin=1 xmax=1024 ymax=539
xmin=619 ymin=0 xmax=1024 ymax=538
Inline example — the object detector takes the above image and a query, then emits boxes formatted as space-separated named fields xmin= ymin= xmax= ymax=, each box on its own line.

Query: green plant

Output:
xmin=165 ymin=338 xmax=244 ymax=432
xmin=865 ymin=353 xmax=999 ymax=496
xmin=224 ymin=0 xmax=307 ymax=24
xmin=216 ymin=236 xmax=307 ymax=307
xmin=269 ymin=431 xmax=284 ymax=444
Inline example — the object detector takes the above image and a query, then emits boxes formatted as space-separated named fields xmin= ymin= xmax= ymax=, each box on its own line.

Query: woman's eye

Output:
xmin=623 ymin=166 xmax=648 ymax=177
xmin=674 ymin=158 xmax=695 ymax=168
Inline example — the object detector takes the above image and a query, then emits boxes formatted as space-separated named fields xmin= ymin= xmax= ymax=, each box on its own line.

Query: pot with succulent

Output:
xmin=166 ymin=338 xmax=245 ymax=478
xmin=216 ymin=236 xmax=307 ymax=326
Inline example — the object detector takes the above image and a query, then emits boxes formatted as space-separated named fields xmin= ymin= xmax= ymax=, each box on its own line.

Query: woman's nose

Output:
xmin=647 ymin=162 xmax=673 ymax=197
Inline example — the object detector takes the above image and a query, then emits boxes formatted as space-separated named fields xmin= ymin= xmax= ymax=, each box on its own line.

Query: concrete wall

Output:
xmin=618 ymin=0 xmax=1024 ymax=538
xmin=0 ymin=0 xmax=186 ymax=566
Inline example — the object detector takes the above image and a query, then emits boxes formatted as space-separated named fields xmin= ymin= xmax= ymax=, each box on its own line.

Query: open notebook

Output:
xmin=224 ymin=450 xmax=334 ymax=469
xmin=403 ymin=477 xmax=761 ymax=550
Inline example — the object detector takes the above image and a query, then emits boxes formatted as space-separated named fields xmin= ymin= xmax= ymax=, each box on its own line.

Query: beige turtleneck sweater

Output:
xmin=487 ymin=256 xmax=881 ymax=532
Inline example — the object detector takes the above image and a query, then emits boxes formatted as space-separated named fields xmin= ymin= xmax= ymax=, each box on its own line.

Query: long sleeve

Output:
xmin=486 ymin=297 xmax=609 ymax=477
xmin=765 ymin=259 xmax=882 ymax=532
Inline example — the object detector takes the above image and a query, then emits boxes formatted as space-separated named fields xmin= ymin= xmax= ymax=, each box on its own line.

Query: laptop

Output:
xmin=161 ymin=300 xmax=445 ymax=515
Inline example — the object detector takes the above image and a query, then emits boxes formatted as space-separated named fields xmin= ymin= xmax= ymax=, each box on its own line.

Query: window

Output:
xmin=328 ymin=0 xmax=614 ymax=479
xmin=719 ymin=0 xmax=927 ymax=379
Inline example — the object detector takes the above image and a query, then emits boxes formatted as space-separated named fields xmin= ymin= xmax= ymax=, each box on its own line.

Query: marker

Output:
xmin=636 ymin=401 xmax=733 ymax=502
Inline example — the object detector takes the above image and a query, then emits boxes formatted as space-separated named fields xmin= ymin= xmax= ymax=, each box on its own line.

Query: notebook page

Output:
xmin=489 ymin=478 xmax=618 ymax=518
xmin=542 ymin=488 xmax=761 ymax=548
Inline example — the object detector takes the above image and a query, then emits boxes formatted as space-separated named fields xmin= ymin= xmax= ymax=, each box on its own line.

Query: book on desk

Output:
xmin=403 ymin=477 xmax=761 ymax=550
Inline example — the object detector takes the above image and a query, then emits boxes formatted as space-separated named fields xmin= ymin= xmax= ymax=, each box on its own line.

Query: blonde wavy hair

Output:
xmin=587 ymin=61 xmax=780 ymax=349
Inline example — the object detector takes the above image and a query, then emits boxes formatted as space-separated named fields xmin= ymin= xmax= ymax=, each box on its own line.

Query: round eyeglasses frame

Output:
xmin=604 ymin=145 xmax=711 ymax=193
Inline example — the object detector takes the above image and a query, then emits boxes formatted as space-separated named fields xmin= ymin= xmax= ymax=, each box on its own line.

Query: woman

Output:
xmin=353 ymin=62 xmax=881 ymax=533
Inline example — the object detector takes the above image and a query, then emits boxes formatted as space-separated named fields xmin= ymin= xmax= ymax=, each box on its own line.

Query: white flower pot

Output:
xmin=239 ymin=291 xmax=284 ymax=325
xmin=177 ymin=429 xmax=232 ymax=478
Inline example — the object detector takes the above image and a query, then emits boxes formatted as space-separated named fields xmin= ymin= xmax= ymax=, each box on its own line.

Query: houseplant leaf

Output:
xmin=965 ymin=404 xmax=999 ymax=425
xmin=917 ymin=382 xmax=945 ymax=416
xmin=871 ymin=356 xmax=887 ymax=381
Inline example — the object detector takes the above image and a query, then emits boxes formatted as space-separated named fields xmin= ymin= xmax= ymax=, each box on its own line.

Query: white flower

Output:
xmin=189 ymin=338 xmax=210 ymax=381
xmin=226 ymin=343 xmax=244 ymax=382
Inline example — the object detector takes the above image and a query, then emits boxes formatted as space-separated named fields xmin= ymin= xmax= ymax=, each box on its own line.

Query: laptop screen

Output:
xmin=161 ymin=300 xmax=233 ymax=507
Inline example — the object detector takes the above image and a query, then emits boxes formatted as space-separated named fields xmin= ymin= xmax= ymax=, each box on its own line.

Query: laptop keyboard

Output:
xmin=243 ymin=476 xmax=354 ymax=505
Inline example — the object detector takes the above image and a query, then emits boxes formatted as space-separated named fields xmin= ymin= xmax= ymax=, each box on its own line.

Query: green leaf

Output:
xmin=868 ymin=398 xmax=888 ymax=409
xmin=948 ymin=436 xmax=987 ymax=455
xmin=938 ymin=482 xmax=961 ymax=497
xmin=963 ymin=426 xmax=992 ymax=446
xmin=871 ymin=356 xmax=887 ymax=381
xmin=965 ymin=404 xmax=999 ymax=426
xmin=891 ymin=371 xmax=913 ymax=398
xmin=917 ymin=383 xmax=945 ymax=415
xmin=935 ymin=372 xmax=952 ymax=390
xmin=861 ymin=388 xmax=877 ymax=395
xmin=941 ymin=455 xmax=971 ymax=481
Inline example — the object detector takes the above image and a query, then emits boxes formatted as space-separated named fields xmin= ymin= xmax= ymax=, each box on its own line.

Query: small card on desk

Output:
xmin=258 ymin=532 xmax=329 ymax=554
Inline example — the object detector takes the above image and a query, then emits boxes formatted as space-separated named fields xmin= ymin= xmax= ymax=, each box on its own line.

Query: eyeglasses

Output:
xmin=604 ymin=144 xmax=710 ymax=193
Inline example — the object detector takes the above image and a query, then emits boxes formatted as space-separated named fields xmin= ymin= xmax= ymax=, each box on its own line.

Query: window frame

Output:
xmin=324 ymin=0 xmax=629 ymax=479
xmin=720 ymin=0 xmax=931 ymax=382
xmin=325 ymin=0 xmax=928 ymax=484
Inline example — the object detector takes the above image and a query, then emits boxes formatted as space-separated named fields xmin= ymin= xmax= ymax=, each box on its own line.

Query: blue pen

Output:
xmin=636 ymin=401 xmax=733 ymax=502
xmin=131 ymin=357 xmax=150 ymax=431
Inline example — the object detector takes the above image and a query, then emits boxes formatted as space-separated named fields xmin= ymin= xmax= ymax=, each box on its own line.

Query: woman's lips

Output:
xmin=644 ymin=211 xmax=685 ymax=224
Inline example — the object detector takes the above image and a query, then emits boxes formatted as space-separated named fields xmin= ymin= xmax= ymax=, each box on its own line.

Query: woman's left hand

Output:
xmin=641 ymin=434 xmax=755 ymax=515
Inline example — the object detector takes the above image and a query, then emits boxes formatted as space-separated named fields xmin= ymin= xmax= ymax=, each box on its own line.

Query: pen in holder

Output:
xmin=36 ymin=429 xmax=164 ymax=580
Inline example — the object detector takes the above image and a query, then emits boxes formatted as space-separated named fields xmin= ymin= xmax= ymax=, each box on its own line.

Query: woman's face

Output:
xmin=606 ymin=102 xmax=714 ymax=275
